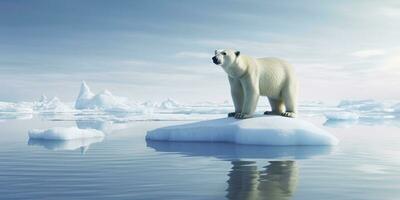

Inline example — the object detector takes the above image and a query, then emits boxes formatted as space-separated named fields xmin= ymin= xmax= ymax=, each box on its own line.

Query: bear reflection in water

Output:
xmin=226 ymin=160 xmax=298 ymax=200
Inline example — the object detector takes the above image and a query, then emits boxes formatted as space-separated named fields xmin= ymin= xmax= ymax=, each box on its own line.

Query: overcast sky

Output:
xmin=1 ymin=0 xmax=400 ymax=103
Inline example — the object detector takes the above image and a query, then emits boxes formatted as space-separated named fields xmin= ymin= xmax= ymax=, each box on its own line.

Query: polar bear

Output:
xmin=212 ymin=49 xmax=298 ymax=119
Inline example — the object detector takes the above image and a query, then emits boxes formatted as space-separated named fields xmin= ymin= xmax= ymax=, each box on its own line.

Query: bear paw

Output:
xmin=234 ymin=113 xmax=252 ymax=119
xmin=264 ymin=111 xmax=280 ymax=115
xmin=227 ymin=112 xmax=236 ymax=117
xmin=281 ymin=112 xmax=296 ymax=118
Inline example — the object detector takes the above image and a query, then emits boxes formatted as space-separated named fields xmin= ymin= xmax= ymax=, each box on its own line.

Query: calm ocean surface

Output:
xmin=1 ymin=116 xmax=400 ymax=200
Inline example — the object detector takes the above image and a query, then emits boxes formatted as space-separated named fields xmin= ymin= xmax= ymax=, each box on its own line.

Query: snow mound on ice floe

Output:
xmin=75 ymin=81 xmax=132 ymax=112
xmin=28 ymin=127 xmax=104 ymax=140
xmin=324 ymin=111 xmax=359 ymax=121
xmin=33 ymin=95 xmax=73 ymax=113
xmin=146 ymin=116 xmax=338 ymax=146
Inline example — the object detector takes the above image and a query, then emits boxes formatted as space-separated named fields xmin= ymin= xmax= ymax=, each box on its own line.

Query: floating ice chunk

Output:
xmin=146 ymin=116 xmax=339 ymax=146
xmin=75 ymin=81 xmax=132 ymax=112
xmin=33 ymin=95 xmax=73 ymax=113
xmin=28 ymin=127 xmax=104 ymax=140
xmin=324 ymin=112 xmax=359 ymax=121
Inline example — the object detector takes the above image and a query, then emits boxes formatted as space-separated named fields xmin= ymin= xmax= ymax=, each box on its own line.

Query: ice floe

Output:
xmin=324 ymin=111 xmax=359 ymax=121
xmin=146 ymin=116 xmax=339 ymax=146
xmin=338 ymin=99 xmax=385 ymax=112
xmin=28 ymin=127 xmax=105 ymax=140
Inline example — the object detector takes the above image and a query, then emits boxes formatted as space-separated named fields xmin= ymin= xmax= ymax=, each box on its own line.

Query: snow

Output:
xmin=28 ymin=127 xmax=105 ymax=140
xmin=146 ymin=116 xmax=339 ymax=146
xmin=324 ymin=112 xmax=359 ymax=121
xmin=75 ymin=81 xmax=133 ymax=112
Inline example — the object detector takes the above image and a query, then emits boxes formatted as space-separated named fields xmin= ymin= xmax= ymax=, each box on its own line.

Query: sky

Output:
xmin=1 ymin=0 xmax=400 ymax=103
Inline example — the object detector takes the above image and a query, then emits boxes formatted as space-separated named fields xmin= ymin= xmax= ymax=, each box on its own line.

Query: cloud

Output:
xmin=379 ymin=6 xmax=400 ymax=18
xmin=350 ymin=49 xmax=386 ymax=58
xmin=174 ymin=51 xmax=211 ymax=59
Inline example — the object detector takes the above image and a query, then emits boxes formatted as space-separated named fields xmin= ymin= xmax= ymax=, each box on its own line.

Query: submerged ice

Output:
xmin=146 ymin=116 xmax=339 ymax=146
xmin=28 ymin=127 xmax=105 ymax=140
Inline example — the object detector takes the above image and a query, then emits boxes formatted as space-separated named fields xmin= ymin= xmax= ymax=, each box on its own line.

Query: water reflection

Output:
xmin=147 ymin=141 xmax=332 ymax=200
xmin=28 ymin=137 xmax=104 ymax=153
xmin=226 ymin=160 xmax=298 ymax=200
xmin=76 ymin=120 xmax=130 ymax=134
xmin=146 ymin=140 xmax=333 ymax=160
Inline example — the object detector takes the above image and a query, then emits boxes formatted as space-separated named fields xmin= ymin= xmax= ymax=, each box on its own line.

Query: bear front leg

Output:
xmin=236 ymin=78 xmax=259 ymax=119
xmin=228 ymin=77 xmax=244 ymax=118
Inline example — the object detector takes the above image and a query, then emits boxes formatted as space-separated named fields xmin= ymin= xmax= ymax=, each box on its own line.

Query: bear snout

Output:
xmin=212 ymin=56 xmax=220 ymax=65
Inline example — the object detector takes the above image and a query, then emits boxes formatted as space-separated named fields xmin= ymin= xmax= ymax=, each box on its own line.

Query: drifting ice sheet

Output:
xmin=324 ymin=112 xmax=359 ymax=121
xmin=146 ymin=116 xmax=339 ymax=146
xmin=28 ymin=127 xmax=105 ymax=140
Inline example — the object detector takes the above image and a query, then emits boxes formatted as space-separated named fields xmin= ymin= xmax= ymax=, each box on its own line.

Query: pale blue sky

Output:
xmin=1 ymin=0 xmax=400 ymax=103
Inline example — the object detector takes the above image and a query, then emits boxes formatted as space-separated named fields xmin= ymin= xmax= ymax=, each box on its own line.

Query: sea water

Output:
xmin=0 ymin=116 xmax=400 ymax=200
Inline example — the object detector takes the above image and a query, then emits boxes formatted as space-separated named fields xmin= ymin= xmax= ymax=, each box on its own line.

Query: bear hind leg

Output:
xmin=264 ymin=98 xmax=284 ymax=115
xmin=281 ymin=85 xmax=297 ymax=118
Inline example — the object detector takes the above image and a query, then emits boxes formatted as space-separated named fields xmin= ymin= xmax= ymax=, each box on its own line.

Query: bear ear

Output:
xmin=235 ymin=51 xmax=240 ymax=57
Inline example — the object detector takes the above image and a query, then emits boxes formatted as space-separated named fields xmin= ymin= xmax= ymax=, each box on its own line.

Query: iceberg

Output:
xmin=28 ymin=127 xmax=104 ymax=140
xmin=324 ymin=111 xmax=359 ymax=121
xmin=146 ymin=116 xmax=338 ymax=146
xmin=158 ymin=98 xmax=180 ymax=109
xmin=33 ymin=95 xmax=73 ymax=113
xmin=75 ymin=81 xmax=133 ymax=112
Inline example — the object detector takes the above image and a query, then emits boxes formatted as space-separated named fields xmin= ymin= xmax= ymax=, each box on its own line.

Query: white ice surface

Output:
xmin=28 ymin=127 xmax=105 ymax=140
xmin=324 ymin=111 xmax=359 ymax=121
xmin=146 ymin=116 xmax=339 ymax=146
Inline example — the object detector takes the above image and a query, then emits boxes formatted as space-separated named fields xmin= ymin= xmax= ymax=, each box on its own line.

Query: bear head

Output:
xmin=212 ymin=49 xmax=240 ymax=68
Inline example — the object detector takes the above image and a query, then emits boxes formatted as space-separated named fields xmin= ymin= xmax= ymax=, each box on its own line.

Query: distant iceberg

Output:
xmin=0 ymin=102 xmax=33 ymax=113
xmin=75 ymin=81 xmax=134 ymax=112
xmin=28 ymin=127 xmax=104 ymax=140
xmin=158 ymin=98 xmax=180 ymax=109
xmin=324 ymin=111 xmax=359 ymax=121
xmin=33 ymin=95 xmax=73 ymax=113
xmin=146 ymin=116 xmax=339 ymax=146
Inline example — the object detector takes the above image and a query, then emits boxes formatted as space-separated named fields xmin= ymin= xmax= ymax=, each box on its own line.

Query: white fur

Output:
xmin=213 ymin=49 xmax=298 ymax=118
